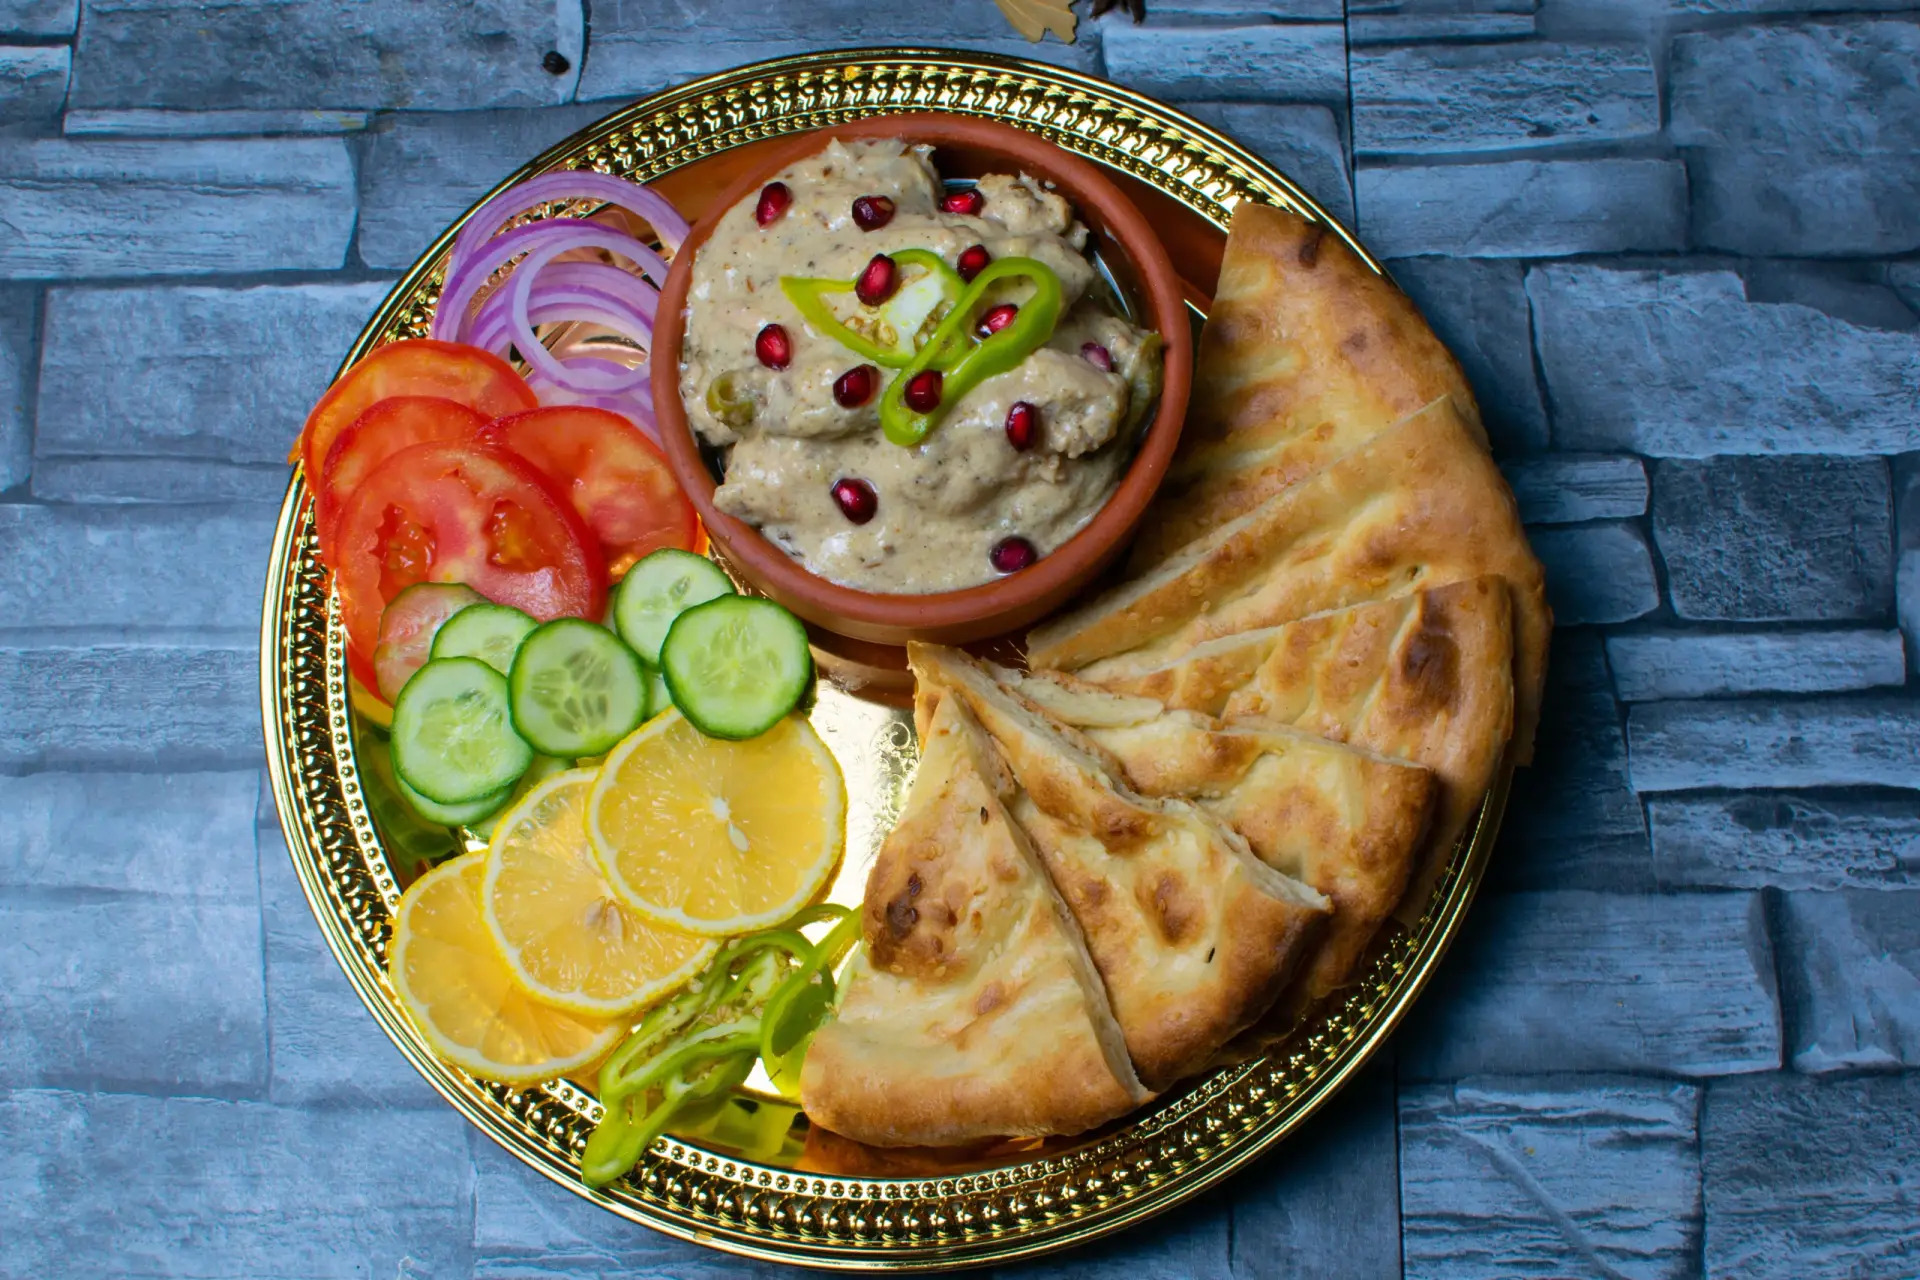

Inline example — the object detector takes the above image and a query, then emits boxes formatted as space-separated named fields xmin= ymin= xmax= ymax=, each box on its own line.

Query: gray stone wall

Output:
xmin=1 ymin=1 xmax=1916 ymax=1275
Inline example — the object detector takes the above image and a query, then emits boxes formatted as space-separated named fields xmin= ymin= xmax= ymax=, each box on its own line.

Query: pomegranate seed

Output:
xmin=831 ymin=477 xmax=877 ymax=524
xmin=990 ymin=536 xmax=1038 ymax=573
xmin=1004 ymin=401 xmax=1038 ymax=451
xmin=755 ymin=323 xmax=792 ymax=369
xmin=904 ymin=369 xmax=943 ymax=413
xmin=1081 ymin=341 xmax=1114 ymax=372
xmin=855 ymin=254 xmax=899 ymax=306
xmin=942 ymin=188 xmax=985 ymax=216
xmin=978 ymin=303 xmax=1018 ymax=338
xmin=851 ymin=195 xmax=895 ymax=231
xmin=833 ymin=364 xmax=878 ymax=407
xmin=754 ymin=182 xmax=791 ymax=226
xmin=956 ymin=243 xmax=991 ymax=282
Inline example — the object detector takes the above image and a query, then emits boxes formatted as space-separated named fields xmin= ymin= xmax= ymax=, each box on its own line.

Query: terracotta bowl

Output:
xmin=651 ymin=114 xmax=1193 ymax=647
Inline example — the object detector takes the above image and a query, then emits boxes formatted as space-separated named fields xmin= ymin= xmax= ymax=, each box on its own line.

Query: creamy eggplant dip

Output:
xmin=679 ymin=137 xmax=1163 ymax=594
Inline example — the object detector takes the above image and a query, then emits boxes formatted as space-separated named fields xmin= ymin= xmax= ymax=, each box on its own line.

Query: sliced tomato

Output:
xmin=478 ymin=406 xmax=701 ymax=580
xmin=314 ymin=396 xmax=492 ymax=562
xmin=296 ymin=339 xmax=536 ymax=485
xmin=332 ymin=441 xmax=604 ymax=663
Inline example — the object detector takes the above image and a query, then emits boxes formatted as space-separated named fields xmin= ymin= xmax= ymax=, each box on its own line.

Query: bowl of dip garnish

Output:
xmin=652 ymin=114 xmax=1193 ymax=647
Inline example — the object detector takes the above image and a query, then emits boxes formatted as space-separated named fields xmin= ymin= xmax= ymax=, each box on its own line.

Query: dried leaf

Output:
xmin=992 ymin=0 xmax=1078 ymax=43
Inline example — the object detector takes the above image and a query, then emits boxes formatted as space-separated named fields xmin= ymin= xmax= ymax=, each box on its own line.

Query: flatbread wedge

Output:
xmin=1141 ymin=202 xmax=1482 ymax=563
xmin=1093 ymin=576 xmax=1516 ymax=921
xmin=910 ymin=644 xmax=1331 ymax=1091
xmin=1027 ymin=397 xmax=1549 ymax=762
xmin=1004 ymin=669 xmax=1436 ymax=1000
xmin=800 ymin=694 xmax=1146 ymax=1147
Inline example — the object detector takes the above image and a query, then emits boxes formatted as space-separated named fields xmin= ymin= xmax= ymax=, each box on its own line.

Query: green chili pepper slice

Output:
xmin=779 ymin=249 xmax=965 ymax=368
xmin=879 ymin=256 xmax=1064 ymax=447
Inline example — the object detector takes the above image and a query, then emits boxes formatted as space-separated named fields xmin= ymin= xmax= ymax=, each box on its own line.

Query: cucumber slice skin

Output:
xmin=508 ymin=617 xmax=651 ymax=758
xmin=612 ymin=548 xmax=735 ymax=665
xmin=398 ymin=776 xmax=511 ymax=827
xmin=661 ymin=596 xmax=814 ymax=741
xmin=391 ymin=657 xmax=535 ymax=805
xmin=431 ymin=602 xmax=538 ymax=675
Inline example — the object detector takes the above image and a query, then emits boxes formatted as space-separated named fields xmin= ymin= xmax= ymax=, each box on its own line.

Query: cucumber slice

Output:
xmin=646 ymin=664 xmax=673 ymax=717
xmin=660 ymin=596 xmax=813 ymax=740
xmin=467 ymin=753 xmax=572 ymax=840
xmin=612 ymin=548 xmax=735 ymax=665
xmin=390 ymin=657 xmax=534 ymax=805
xmin=508 ymin=617 xmax=650 ymax=757
xmin=431 ymin=602 xmax=537 ymax=675
xmin=397 ymin=775 xmax=511 ymax=827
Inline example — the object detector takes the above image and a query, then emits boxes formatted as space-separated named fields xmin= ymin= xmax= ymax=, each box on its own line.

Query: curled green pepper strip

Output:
xmin=879 ymin=256 xmax=1063 ymax=447
xmin=580 ymin=904 xmax=857 ymax=1188
xmin=779 ymin=249 xmax=965 ymax=368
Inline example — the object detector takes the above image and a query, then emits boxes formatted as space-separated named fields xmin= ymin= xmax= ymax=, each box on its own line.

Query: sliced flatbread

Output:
xmin=910 ymin=643 xmax=1331 ymax=1091
xmin=1142 ymin=202 xmax=1482 ymax=563
xmin=1003 ymin=668 xmax=1435 ymax=1000
xmin=1027 ymin=397 xmax=1549 ymax=762
xmin=800 ymin=695 xmax=1146 ymax=1148
xmin=1093 ymin=577 xmax=1516 ymax=921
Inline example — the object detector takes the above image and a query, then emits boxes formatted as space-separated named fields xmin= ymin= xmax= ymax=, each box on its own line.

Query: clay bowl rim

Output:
xmin=649 ymin=112 xmax=1193 ymax=643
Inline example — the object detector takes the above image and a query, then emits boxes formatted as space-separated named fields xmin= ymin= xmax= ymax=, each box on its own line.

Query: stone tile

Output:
xmin=1352 ymin=40 xmax=1657 ymax=156
xmin=0 ymin=637 xmax=262 ymax=769
xmin=1703 ymin=1073 xmax=1920 ymax=1279
xmin=1401 ymin=1076 xmax=1701 ymax=1280
xmin=1495 ymin=632 xmax=1651 ymax=893
xmin=995 ymin=1196 xmax=1230 ymax=1279
xmin=0 ymin=45 xmax=67 ymax=130
xmin=258 ymin=829 xmax=437 ymax=1107
xmin=36 ymin=282 xmax=391 ymax=465
xmin=471 ymin=1133 xmax=796 ymax=1279
xmin=0 ymin=771 xmax=258 ymax=897
xmin=577 ymin=2 xmax=1099 ymax=102
xmin=1650 ymin=792 xmax=1920 ymax=892
xmin=1608 ymin=629 xmax=1907 ymax=702
xmin=1653 ymin=457 xmax=1892 ymax=622
xmin=1501 ymin=454 xmax=1646 ymax=524
xmin=356 ymin=106 xmax=609 ymax=271
xmin=1356 ymin=158 xmax=1686 ymax=258
xmin=1529 ymin=264 xmax=1920 ymax=456
xmin=1901 ymin=458 xmax=1919 ymax=677
xmin=1893 ymin=261 xmax=1920 ymax=315
xmin=0 ymin=504 xmax=280 ymax=630
xmin=1903 ymin=549 xmax=1919 ymax=679
xmin=1349 ymin=12 xmax=1535 ymax=43
xmin=63 ymin=107 xmax=373 ymax=136
xmin=1529 ymin=522 xmax=1659 ymax=626
xmin=1143 ymin=0 xmax=1344 ymax=18
xmin=0 ymin=139 xmax=355 ymax=279
xmin=1671 ymin=22 xmax=1920 ymax=256
xmin=1176 ymin=102 xmax=1352 ymax=227
xmin=1629 ymin=697 xmax=1920 ymax=793
xmin=0 ymin=1090 xmax=473 ymax=1278
xmin=1400 ymin=891 xmax=1780 ymax=1079
xmin=32 ymin=458 xmax=293 ymax=504
xmin=71 ymin=0 xmax=580 ymax=111
xmin=1741 ymin=259 xmax=1918 ymax=333
xmin=1102 ymin=22 xmax=1349 ymax=104
xmin=0 ymin=284 xmax=31 ymax=492
xmin=0 ymin=0 xmax=74 ymax=36
xmin=1776 ymin=890 xmax=1920 ymax=1072
xmin=1389 ymin=257 xmax=1546 ymax=455
xmin=0 ymin=771 xmax=262 ymax=1094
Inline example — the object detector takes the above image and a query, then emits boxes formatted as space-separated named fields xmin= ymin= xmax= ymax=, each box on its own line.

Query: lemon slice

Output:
xmin=390 ymin=851 xmax=624 ymax=1084
xmin=586 ymin=710 xmax=845 ymax=936
xmin=482 ymin=768 xmax=717 ymax=1016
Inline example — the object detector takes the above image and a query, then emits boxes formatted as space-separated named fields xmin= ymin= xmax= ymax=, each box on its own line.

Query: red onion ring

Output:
xmin=450 ymin=170 xmax=688 ymax=271
xmin=501 ymin=227 xmax=671 ymax=394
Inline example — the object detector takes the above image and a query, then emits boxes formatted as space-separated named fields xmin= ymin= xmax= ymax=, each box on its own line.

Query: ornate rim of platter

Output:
xmin=259 ymin=46 xmax=1512 ymax=1272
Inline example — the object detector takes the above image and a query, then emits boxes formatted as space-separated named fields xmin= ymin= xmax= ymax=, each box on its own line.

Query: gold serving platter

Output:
xmin=260 ymin=47 xmax=1509 ymax=1271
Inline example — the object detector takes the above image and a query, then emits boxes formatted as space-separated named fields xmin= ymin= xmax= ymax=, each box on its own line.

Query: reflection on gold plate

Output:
xmin=261 ymin=47 xmax=1509 ymax=1271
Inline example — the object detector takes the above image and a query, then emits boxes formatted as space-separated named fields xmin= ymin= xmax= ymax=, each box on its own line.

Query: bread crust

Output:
xmin=800 ymin=696 xmax=1144 ymax=1147
xmin=910 ymin=644 xmax=1331 ymax=1091
xmin=1027 ymin=398 xmax=1549 ymax=762
xmin=1144 ymin=203 xmax=1483 ymax=561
